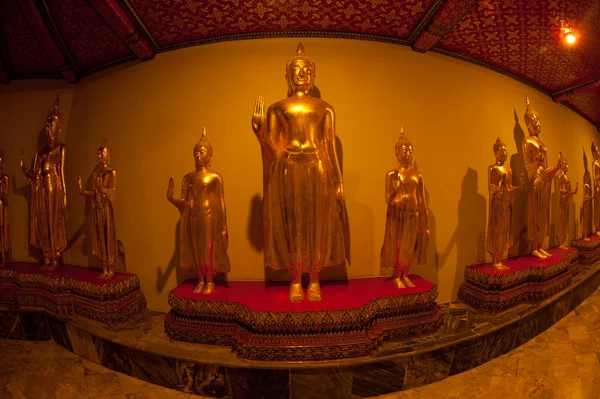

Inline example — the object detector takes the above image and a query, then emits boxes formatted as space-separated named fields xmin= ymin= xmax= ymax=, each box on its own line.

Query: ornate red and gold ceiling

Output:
xmin=1 ymin=0 xmax=599 ymax=129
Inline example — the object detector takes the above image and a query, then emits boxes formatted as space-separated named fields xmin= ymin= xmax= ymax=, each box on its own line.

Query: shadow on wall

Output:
xmin=509 ymin=110 xmax=529 ymax=257
xmin=156 ymin=220 xmax=197 ymax=294
xmin=439 ymin=168 xmax=487 ymax=300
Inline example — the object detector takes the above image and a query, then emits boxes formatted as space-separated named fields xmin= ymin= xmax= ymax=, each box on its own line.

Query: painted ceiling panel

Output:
xmin=127 ymin=0 xmax=435 ymax=47
xmin=45 ymin=0 xmax=132 ymax=71
xmin=1 ymin=0 xmax=58 ymax=75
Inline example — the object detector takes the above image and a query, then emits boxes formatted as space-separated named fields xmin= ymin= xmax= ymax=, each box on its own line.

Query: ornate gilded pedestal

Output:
xmin=458 ymin=248 xmax=577 ymax=313
xmin=571 ymin=236 xmax=600 ymax=266
xmin=165 ymin=276 xmax=444 ymax=361
xmin=0 ymin=262 xmax=146 ymax=325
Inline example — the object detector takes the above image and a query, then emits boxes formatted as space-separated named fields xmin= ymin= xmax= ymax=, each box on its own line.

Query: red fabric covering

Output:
xmin=467 ymin=248 xmax=577 ymax=275
xmin=171 ymin=275 xmax=435 ymax=312
xmin=4 ymin=262 xmax=137 ymax=284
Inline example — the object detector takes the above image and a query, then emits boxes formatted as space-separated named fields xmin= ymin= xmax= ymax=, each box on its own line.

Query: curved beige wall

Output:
xmin=1 ymin=38 xmax=598 ymax=312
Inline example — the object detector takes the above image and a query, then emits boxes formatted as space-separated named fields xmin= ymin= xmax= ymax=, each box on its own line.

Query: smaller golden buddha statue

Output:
xmin=21 ymin=96 xmax=67 ymax=270
xmin=0 ymin=143 xmax=10 ymax=266
xmin=380 ymin=128 xmax=429 ymax=288
xmin=556 ymin=152 xmax=577 ymax=249
xmin=582 ymin=149 xmax=593 ymax=241
xmin=167 ymin=127 xmax=230 ymax=294
xmin=77 ymin=140 xmax=118 ymax=279
xmin=591 ymin=141 xmax=600 ymax=235
xmin=486 ymin=138 xmax=523 ymax=270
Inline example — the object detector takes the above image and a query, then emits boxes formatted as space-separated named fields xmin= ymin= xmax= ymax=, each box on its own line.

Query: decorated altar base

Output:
xmin=165 ymin=275 xmax=444 ymax=361
xmin=0 ymin=262 xmax=147 ymax=326
xmin=571 ymin=235 xmax=600 ymax=266
xmin=458 ymin=248 xmax=578 ymax=313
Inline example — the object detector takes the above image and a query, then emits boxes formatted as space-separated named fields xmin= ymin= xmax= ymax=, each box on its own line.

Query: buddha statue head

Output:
xmin=97 ymin=139 xmax=111 ymax=166
xmin=395 ymin=127 xmax=413 ymax=167
xmin=45 ymin=95 xmax=62 ymax=142
xmin=524 ymin=95 xmax=541 ymax=136
xmin=194 ymin=126 xmax=212 ymax=168
xmin=591 ymin=141 xmax=599 ymax=161
xmin=558 ymin=151 xmax=568 ymax=173
xmin=286 ymin=42 xmax=316 ymax=97
xmin=493 ymin=137 xmax=508 ymax=164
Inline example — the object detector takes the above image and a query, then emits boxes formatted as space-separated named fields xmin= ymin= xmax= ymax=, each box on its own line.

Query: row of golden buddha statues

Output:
xmin=0 ymin=43 xmax=599 ymax=303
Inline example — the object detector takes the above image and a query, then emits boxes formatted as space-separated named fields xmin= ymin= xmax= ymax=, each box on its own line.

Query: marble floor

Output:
xmin=1 ymin=287 xmax=599 ymax=399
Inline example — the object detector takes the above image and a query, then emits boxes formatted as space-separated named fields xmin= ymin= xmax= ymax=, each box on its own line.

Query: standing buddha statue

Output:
xmin=0 ymin=143 xmax=9 ymax=266
xmin=486 ymin=138 xmax=522 ymax=269
xmin=591 ymin=141 xmax=600 ymax=235
xmin=20 ymin=96 xmax=67 ymax=270
xmin=581 ymin=149 xmax=593 ymax=241
xmin=380 ymin=128 xmax=429 ymax=288
xmin=167 ymin=127 xmax=230 ymax=294
xmin=251 ymin=42 xmax=346 ymax=302
xmin=556 ymin=152 xmax=577 ymax=249
xmin=522 ymin=96 xmax=559 ymax=259
xmin=77 ymin=140 xmax=118 ymax=279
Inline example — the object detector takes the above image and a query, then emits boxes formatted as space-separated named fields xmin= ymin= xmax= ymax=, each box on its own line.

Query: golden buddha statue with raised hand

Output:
xmin=582 ymin=149 xmax=593 ymax=241
xmin=251 ymin=42 xmax=346 ymax=302
xmin=522 ymin=96 xmax=559 ymax=259
xmin=77 ymin=140 xmax=118 ymax=279
xmin=380 ymin=128 xmax=429 ymax=288
xmin=591 ymin=141 xmax=600 ymax=235
xmin=556 ymin=152 xmax=577 ymax=248
xmin=167 ymin=127 xmax=230 ymax=294
xmin=0 ymin=143 xmax=10 ymax=266
xmin=487 ymin=138 xmax=523 ymax=269
xmin=21 ymin=96 xmax=67 ymax=270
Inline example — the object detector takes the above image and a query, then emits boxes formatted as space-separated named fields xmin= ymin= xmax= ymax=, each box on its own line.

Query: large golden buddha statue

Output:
xmin=77 ymin=140 xmax=118 ymax=279
xmin=486 ymin=138 xmax=522 ymax=270
xmin=556 ymin=152 xmax=577 ymax=248
xmin=591 ymin=141 xmax=600 ymax=235
xmin=251 ymin=43 xmax=346 ymax=302
xmin=522 ymin=96 xmax=559 ymax=259
xmin=167 ymin=128 xmax=230 ymax=294
xmin=0 ymin=143 xmax=9 ymax=266
xmin=21 ymin=96 xmax=67 ymax=270
xmin=380 ymin=128 xmax=429 ymax=288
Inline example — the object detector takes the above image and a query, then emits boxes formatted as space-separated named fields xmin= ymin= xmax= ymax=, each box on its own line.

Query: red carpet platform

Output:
xmin=458 ymin=248 xmax=578 ymax=313
xmin=165 ymin=275 xmax=444 ymax=361
xmin=0 ymin=262 xmax=146 ymax=325
xmin=571 ymin=235 xmax=600 ymax=265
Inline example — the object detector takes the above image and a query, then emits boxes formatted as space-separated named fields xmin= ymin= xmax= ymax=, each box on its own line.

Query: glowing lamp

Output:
xmin=563 ymin=28 xmax=577 ymax=45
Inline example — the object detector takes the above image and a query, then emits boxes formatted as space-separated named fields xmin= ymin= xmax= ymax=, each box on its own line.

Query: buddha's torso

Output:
xmin=523 ymin=135 xmax=547 ymax=168
xmin=489 ymin=164 xmax=512 ymax=195
xmin=36 ymin=143 xmax=63 ymax=180
xmin=592 ymin=160 xmax=600 ymax=189
xmin=271 ymin=95 xmax=331 ymax=154
xmin=92 ymin=168 xmax=114 ymax=205
xmin=185 ymin=170 xmax=220 ymax=214
xmin=391 ymin=168 xmax=421 ymax=210
xmin=559 ymin=173 xmax=571 ymax=200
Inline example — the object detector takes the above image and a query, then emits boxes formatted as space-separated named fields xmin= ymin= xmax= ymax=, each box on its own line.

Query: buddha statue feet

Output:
xmin=531 ymin=250 xmax=548 ymax=259
xmin=104 ymin=270 xmax=115 ymax=280
xmin=539 ymin=248 xmax=552 ymax=257
xmin=289 ymin=282 xmax=303 ymax=302
xmin=393 ymin=277 xmax=406 ymax=289
xmin=402 ymin=276 xmax=416 ymax=288
xmin=41 ymin=259 xmax=51 ymax=270
xmin=307 ymin=281 xmax=322 ymax=302
xmin=202 ymin=282 xmax=215 ymax=295
xmin=97 ymin=271 xmax=108 ymax=279
xmin=492 ymin=262 xmax=509 ymax=271
xmin=584 ymin=237 xmax=591 ymax=242
xmin=46 ymin=259 xmax=59 ymax=271
xmin=193 ymin=282 xmax=206 ymax=294
xmin=596 ymin=231 xmax=600 ymax=236
xmin=558 ymin=245 xmax=568 ymax=250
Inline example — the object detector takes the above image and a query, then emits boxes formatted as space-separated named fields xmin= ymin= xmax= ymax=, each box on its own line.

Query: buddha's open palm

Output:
xmin=252 ymin=95 xmax=265 ymax=135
